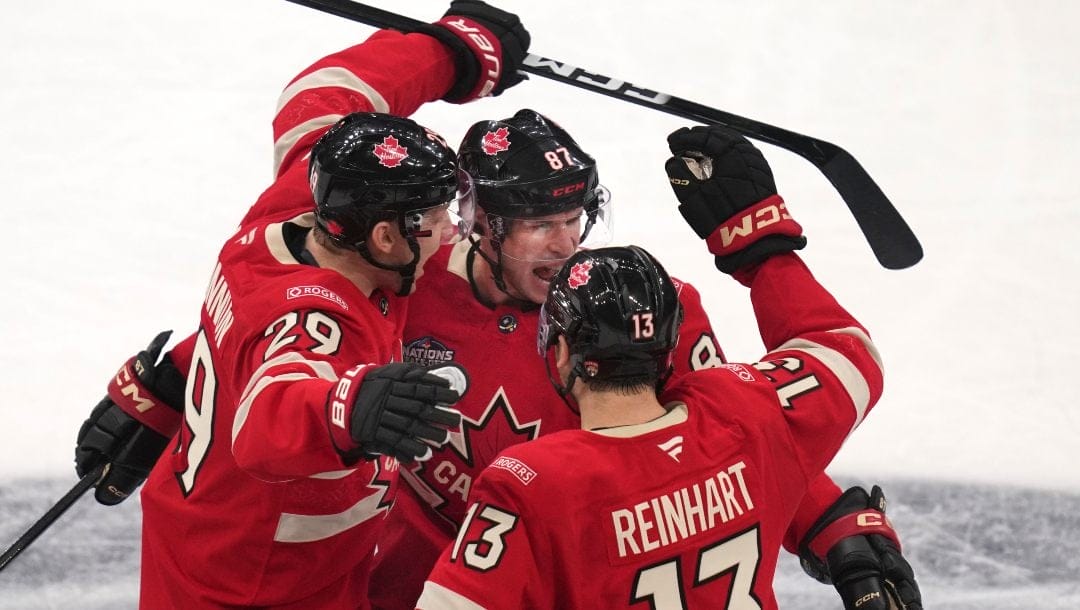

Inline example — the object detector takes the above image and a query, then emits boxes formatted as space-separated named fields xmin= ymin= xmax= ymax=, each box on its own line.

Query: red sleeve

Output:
xmin=670 ymin=278 xmax=726 ymax=378
xmin=271 ymin=29 xmax=457 ymax=180
xmin=782 ymin=474 xmax=843 ymax=553
xmin=746 ymin=252 xmax=884 ymax=477
xmin=226 ymin=308 xmax=378 ymax=481
xmin=419 ymin=471 xmax=549 ymax=610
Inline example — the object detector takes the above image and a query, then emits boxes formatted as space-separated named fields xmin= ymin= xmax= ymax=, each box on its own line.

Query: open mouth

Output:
xmin=533 ymin=265 xmax=560 ymax=283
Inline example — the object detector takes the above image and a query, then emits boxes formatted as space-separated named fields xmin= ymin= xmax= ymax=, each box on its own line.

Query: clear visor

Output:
xmin=487 ymin=185 xmax=613 ymax=264
xmin=403 ymin=170 xmax=477 ymax=245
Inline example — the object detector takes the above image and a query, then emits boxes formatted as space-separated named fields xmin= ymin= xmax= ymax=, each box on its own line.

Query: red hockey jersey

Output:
xmin=417 ymin=253 xmax=884 ymax=609
xmin=368 ymin=239 xmax=725 ymax=608
xmin=138 ymin=27 xmax=460 ymax=610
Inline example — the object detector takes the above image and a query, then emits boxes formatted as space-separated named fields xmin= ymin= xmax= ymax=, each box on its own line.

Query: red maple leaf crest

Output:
xmin=373 ymin=135 xmax=409 ymax=168
xmin=567 ymin=260 xmax=594 ymax=289
xmin=481 ymin=127 xmax=511 ymax=155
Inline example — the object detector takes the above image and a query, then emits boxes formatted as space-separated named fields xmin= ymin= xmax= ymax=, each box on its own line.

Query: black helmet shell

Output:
xmin=311 ymin=112 xmax=458 ymax=248
xmin=458 ymin=109 xmax=599 ymax=219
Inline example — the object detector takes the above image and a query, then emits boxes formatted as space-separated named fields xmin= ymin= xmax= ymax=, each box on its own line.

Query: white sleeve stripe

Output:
xmin=274 ymin=489 xmax=388 ymax=543
xmin=272 ymin=67 xmax=391 ymax=175
xmin=774 ymin=328 xmax=880 ymax=431
xmin=416 ymin=581 xmax=489 ymax=610
xmin=273 ymin=115 xmax=342 ymax=177
xmin=233 ymin=352 xmax=338 ymax=443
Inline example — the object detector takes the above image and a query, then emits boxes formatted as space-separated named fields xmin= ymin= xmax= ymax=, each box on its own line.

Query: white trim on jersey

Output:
xmin=273 ymin=487 xmax=389 ymax=543
xmin=233 ymin=351 xmax=338 ymax=445
xmin=774 ymin=326 xmax=880 ymax=430
xmin=273 ymin=66 xmax=391 ymax=175
xmin=416 ymin=581 xmax=489 ymax=610
xmin=264 ymin=213 xmax=316 ymax=266
xmin=590 ymin=403 xmax=689 ymax=438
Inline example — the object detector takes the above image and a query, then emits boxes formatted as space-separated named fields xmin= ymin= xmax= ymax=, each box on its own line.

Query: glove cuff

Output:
xmin=326 ymin=363 xmax=372 ymax=460
xmin=806 ymin=509 xmax=902 ymax=560
xmin=107 ymin=355 xmax=182 ymax=438
xmin=703 ymin=194 xmax=803 ymax=256
xmin=424 ymin=16 xmax=504 ymax=103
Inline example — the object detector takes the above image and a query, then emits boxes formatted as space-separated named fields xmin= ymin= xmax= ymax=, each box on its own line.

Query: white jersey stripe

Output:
xmin=774 ymin=326 xmax=881 ymax=430
xmin=272 ymin=67 xmax=390 ymax=175
xmin=274 ymin=489 xmax=388 ymax=543
xmin=233 ymin=351 xmax=338 ymax=443
xmin=416 ymin=581 xmax=489 ymax=610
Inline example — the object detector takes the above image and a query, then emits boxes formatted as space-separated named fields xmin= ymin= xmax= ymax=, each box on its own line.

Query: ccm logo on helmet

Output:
xmin=443 ymin=18 xmax=501 ymax=98
xmin=552 ymin=182 xmax=586 ymax=197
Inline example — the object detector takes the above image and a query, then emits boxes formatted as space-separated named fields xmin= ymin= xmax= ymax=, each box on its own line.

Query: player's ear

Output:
xmin=368 ymin=220 xmax=398 ymax=256
xmin=555 ymin=335 xmax=572 ymax=370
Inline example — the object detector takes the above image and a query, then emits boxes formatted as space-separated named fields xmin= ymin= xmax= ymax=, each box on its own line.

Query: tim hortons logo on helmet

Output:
xmin=482 ymin=127 xmax=511 ymax=155
xmin=567 ymin=260 xmax=594 ymax=289
xmin=443 ymin=18 xmax=501 ymax=97
xmin=286 ymin=285 xmax=350 ymax=311
xmin=373 ymin=135 xmax=409 ymax=168
xmin=551 ymin=182 xmax=586 ymax=197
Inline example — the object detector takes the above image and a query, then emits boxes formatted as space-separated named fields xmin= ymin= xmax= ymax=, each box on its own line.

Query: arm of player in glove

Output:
xmin=799 ymin=485 xmax=923 ymax=610
xmin=327 ymin=362 xmax=467 ymax=465
xmin=74 ymin=330 xmax=186 ymax=505
xmin=415 ymin=0 xmax=531 ymax=103
xmin=664 ymin=125 xmax=807 ymax=277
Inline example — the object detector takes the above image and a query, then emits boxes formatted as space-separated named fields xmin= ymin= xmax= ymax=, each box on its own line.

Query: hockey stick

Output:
xmin=282 ymin=0 xmax=923 ymax=269
xmin=0 ymin=463 xmax=106 ymax=574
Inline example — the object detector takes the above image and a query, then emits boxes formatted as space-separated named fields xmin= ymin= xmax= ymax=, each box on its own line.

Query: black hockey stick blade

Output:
xmin=0 ymin=463 xmax=105 ymax=574
xmin=281 ymin=0 xmax=923 ymax=269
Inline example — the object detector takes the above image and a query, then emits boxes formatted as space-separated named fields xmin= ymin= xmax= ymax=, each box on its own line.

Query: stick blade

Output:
xmin=819 ymin=150 xmax=923 ymax=269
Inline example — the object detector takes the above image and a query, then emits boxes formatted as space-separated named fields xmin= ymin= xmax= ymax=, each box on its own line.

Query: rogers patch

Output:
xmin=286 ymin=285 xmax=349 ymax=311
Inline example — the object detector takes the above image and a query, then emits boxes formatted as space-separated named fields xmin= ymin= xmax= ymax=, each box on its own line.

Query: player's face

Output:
xmin=498 ymin=208 xmax=584 ymax=304
xmin=404 ymin=204 xmax=456 ymax=294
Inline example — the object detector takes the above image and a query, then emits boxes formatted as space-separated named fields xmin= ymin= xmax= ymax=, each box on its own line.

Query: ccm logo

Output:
xmin=552 ymin=182 xmax=585 ymax=197
xmin=444 ymin=18 xmax=501 ymax=97
xmin=329 ymin=364 xmax=367 ymax=429
xmin=669 ymin=178 xmax=690 ymax=185
xmin=718 ymin=202 xmax=792 ymax=248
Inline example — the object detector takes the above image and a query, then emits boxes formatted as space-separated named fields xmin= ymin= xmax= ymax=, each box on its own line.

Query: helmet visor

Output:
xmin=404 ymin=170 xmax=477 ymax=245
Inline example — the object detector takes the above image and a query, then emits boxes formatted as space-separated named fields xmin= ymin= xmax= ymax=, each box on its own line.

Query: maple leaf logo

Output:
xmin=373 ymin=135 xmax=409 ymax=168
xmin=481 ymin=127 xmax=511 ymax=155
xmin=567 ymin=260 xmax=594 ymax=289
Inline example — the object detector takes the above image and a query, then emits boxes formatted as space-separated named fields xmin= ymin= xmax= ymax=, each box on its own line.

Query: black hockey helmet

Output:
xmin=457 ymin=109 xmax=613 ymax=294
xmin=458 ymin=108 xmax=605 ymax=220
xmin=537 ymin=246 xmax=683 ymax=395
xmin=309 ymin=112 xmax=475 ymax=293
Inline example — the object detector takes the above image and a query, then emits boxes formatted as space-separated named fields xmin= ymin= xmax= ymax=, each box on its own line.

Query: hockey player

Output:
xmin=417 ymin=126 xmax=914 ymax=609
xmin=78 ymin=3 xmax=530 ymax=609
xmin=72 ymin=2 xmax=919 ymax=608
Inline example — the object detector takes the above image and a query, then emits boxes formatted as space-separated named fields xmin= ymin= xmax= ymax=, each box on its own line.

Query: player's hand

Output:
xmin=74 ymin=330 xmax=186 ymax=505
xmin=664 ymin=125 xmax=806 ymax=274
xmin=422 ymin=0 xmax=531 ymax=103
xmin=799 ymin=485 xmax=923 ymax=610
xmin=327 ymin=362 xmax=466 ymax=464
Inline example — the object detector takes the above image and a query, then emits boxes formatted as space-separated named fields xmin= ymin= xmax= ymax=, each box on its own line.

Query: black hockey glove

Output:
xmin=327 ymin=362 xmax=466 ymax=464
xmin=799 ymin=485 xmax=923 ymax=610
xmin=665 ymin=125 xmax=806 ymax=274
xmin=419 ymin=0 xmax=531 ymax=103
xmin=74 ymin=330 xmax=186 ymax=505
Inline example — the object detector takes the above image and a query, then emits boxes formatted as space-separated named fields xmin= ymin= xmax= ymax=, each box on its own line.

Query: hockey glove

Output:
xmin=799 ymin=485 xmax=923 ymax=610
xmin=665 ymin=125 xmax=806 ymax=274
xmin=74 ymin=330 xmax=186 ymax=505
xmin=327 ymin=362 xmax=466 ymax=464
xmin=420 ymin=0 xmax=531 ymax=103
